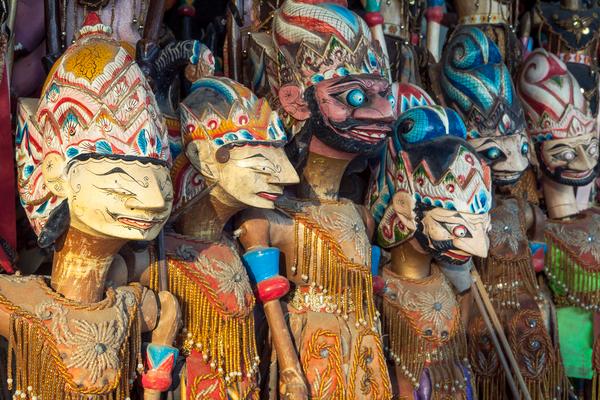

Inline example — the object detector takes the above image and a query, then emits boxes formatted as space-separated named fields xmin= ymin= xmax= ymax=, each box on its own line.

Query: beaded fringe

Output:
xmin=473 ymin=354 xmax=568 ymax=400
xmin=290 ymin=214 xmax=377 ymax=328
xmin=381 ymin=297 xmax=469 ymax=399
xmin=2 ymin=296 xmax=141 ymax=400
xmin=149 ymin=260 xmax=259 ymax=382
xmin=545 ymin=234 xmax=600 ymax=310
xmin=477 ymin=256 xmax=543 ymax=310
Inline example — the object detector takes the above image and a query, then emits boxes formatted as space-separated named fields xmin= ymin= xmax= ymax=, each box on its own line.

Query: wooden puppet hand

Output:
xmin=143 ymin=291 xmax=181 ymax=400
xmin=279 ymin=366 xmax=309 ymax=400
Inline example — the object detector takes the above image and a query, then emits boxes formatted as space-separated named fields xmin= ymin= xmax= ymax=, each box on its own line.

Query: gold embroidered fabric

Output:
xmin=0 ymin=276 xmax=142 ymax=400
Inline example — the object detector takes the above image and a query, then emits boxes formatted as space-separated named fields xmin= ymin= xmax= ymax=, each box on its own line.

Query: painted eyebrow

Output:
xmin=93 ymin=167 xmax=148 ymax=187
xmin=95 ymin=167 xmax=135 ymax=179
xmin=478 ymin=139 xmax=498 ymax=146
xmin=244 ymin=153 xmax=269 ymax=159
xmin=548 ymin=143 xmax=572 ymax=151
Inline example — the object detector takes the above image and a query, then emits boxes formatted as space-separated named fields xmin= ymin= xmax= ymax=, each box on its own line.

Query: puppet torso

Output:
xmin=260 ymin=198 xmax=392 ymax=399
xmin=148 ymin=232 xmax=259 ymax=400
xmin=381 ymin=264 xmax=471 ymax=400
xmin=0 ymin=275 xmax=142 ymax=400
xmin=469 ymin=198 xmax=568 ymax=399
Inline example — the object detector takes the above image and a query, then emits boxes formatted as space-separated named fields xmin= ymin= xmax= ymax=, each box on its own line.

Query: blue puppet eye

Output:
xmin=521 ymin=142 xmax=529 ymax=155
xmin=346 ymin=89 xmax=367 ymax=107
xmin=485 ymin=147 xmax=502 ymax=160
xmin=388 ymin=95 xmax=396 ymax=108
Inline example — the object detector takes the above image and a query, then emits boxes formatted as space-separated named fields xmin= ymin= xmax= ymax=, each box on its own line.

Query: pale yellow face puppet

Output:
xmin=43 ymin=155 xmax=173 ymax=240
xmin=15 ymin=16 xmax=172 ymax=245
xmin=186 ymin=142 xmax=298 ymax=209
xmin=177 ymin=77 xmax=299 ymax=210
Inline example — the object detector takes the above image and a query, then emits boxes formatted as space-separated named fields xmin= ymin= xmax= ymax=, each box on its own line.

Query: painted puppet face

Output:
xmin=308 ymin=73 xmax=395 ymax=154
xmin=66 ymin=157 xmax=172 ymax=240
xmin=193 ymin=142 xmax=299 ymax=209
xmin=415 ymin=206 xmax=491 ymax=264
xmin=469 ymin=132 xmax=530 ymax=185
xmin=537 ymin=132 xmax=599 ymax=186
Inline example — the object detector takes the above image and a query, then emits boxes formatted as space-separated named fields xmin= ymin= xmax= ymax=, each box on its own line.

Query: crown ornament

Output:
xmin=518 ymin=49 xmax=596 ymax=142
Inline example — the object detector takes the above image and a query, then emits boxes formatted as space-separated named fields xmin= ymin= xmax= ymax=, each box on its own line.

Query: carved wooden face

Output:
xmin=418 ymin=207 xmax=491 ymax=263
xmin=188 ymin=141 xmax=299 ymax=209
xmin=311 ymin=74 xmax=395 ymax=154
xmin=63 ymin=157 xmax=173 ymax=240
xmin=468 ymin=133 xmax=530 ymax=185
xmin=537 ymin=132 xmax=599 ymax=186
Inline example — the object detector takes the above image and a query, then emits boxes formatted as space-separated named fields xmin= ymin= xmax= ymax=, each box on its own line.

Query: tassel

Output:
xmin=1 ymin=286 xmax=142 ymax=400
xmin=288 ymin=213 xmax=377 ymax=329
xmin=545 ymin=233 xmax=600 ymax=309
xmin=148 ymin=256 xmax=259 ymax=383
xmin=380 ymin=267 xmax=471 ymax=400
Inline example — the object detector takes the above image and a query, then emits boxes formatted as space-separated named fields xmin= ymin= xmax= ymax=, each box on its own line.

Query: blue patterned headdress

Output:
xmin=440 ymin=27 xmax=525 ymax=139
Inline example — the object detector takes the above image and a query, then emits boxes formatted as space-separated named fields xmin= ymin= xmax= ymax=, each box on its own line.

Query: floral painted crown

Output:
xmin=517 ymin=49 xmax=596 ymax=143
xmin=180 ymin=77 xmax=287 ymax=148
xmin=16 ymin=13 xmax=168 ymax=236
xmin=272 ymin=0 xmax=384 ymax=89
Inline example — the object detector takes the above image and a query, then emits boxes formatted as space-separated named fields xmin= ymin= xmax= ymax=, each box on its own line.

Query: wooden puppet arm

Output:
xmin=142 ymin=291 xmax=182 ymax=400
xmin=238 ymin=216 xmax=309 ymax=400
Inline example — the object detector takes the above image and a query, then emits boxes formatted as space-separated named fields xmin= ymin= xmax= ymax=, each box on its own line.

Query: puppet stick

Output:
xmin=43 ymin=0 xmax=62 ymax=70
xmin=226 ymin=0 xmax=243 ymax=81
xmin=425 ymin=0 xmax=444 ymax=62
xmin=264 ymin=301 xmax=309 ymax=399
xmin=470 ymin=279 xmax=521 ymax=398
xmin=471 ymin=269 xmax=532 ymax=400
xmin=242 ymin=247 xmax=308 ymax=400
xmin=157 ymin=229 xmax=168 ymax=292
xmin=143 ymin=0 xmax=166 ymax=41
xmin=361 ymin=0 xmax=391 ymax=81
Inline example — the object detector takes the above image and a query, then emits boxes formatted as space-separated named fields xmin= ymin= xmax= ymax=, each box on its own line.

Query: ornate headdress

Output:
xmin=248 ymin=0 xmax=385 ymax=128
xmin=517 ymin=49 xmax=595 ymax=143
xmin=272 ymin=0 xmax=384 ymax=88
xmin=369 ymin=83 xmax=434 ymax=243
xmin=441 ymin=26 xmax=525 ymax=139
xmin=171 ymin=77 xmax=287 ymax=213
xmin=371 ymin=105 xmax=492 ymax=248
xmin=392 ymin=82 xmax=434 ymax=115
xmin=16 ymin=13 xmax=169 ymax=237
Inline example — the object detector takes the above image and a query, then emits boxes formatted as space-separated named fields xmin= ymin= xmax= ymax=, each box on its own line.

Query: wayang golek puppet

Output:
xmin=141 ymin=76 xmax=299 ymax=399
xmin=441 ymin=27 xmax=571 ymax=399
xmin=10 ymin=14 xmax=180 ymax=400
xmin=369 ymin=104 xmax=492 ymax=399
xmin=517 ymin=48 xmax=600 ymax=394
xmin=238 ymin=0 xmax=396 ymax=398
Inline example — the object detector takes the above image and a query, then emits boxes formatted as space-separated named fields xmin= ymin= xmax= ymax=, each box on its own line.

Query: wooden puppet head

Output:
xmin=252 ymin=0 xmax=395 ymax=163
xmin=171 ymin=77 xmax=299 ymax=213
xmin=16 ymin=13 xmax=172 ymax=247
xmin=371 ymin=105 xmax=492 ymax=264
xmin=517 ymin=49 xmax=598 ymax=187
xmin=441 ymin=27 xmax=529 ymax=186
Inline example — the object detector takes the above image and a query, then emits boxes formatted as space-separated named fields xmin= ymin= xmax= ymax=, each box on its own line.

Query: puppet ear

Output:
xmin=186 ymin=140 xmax=218 ymax=181
xmin=42 ymin=153 xmax=69 ymax=198
xmin=279 ymin=84 xmax=310 ymax=121
xmin=392 ymin=191 xmax=416 ymax=232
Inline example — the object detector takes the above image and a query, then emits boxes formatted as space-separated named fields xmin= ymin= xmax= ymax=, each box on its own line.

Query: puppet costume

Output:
xmin=11 ymin=13 xmax=172 ymax=399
